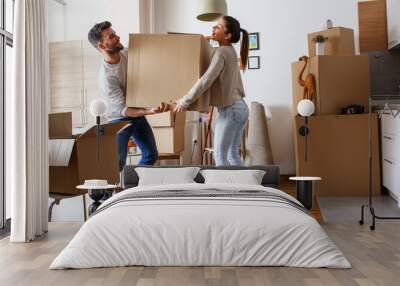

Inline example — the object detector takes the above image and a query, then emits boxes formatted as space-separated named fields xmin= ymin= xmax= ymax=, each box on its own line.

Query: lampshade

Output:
xmin=197 ymin=0 xmax=227 ymax=22
xmin=89 ymin=98 xmax=108 ymax=117
xmin=297 ymin=99 xmax=315 ymax=117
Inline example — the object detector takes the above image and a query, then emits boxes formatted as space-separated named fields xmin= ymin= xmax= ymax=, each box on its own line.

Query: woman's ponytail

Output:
xmin=223 ymin=16 xmax=249 ymax=70
xmin=240 ymin=28 xmax=249 ymax=70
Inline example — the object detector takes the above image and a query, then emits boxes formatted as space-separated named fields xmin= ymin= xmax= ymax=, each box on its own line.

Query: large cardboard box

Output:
xmin=151 ymin=110 xmax=186 ymax=154
xmin=126 ymin=34 xmax=215 ymax=112
xmin=292 ymin=55 xmax=370 ymax=115
xmin=293 ymin=114 xmax=381 ymax=196
xmin=146 ymin=111 xmax=186 ymax=127
xmin=49 ymin=112 xmax=126 ymax=195
xmin=308 ymin=27 xmax=355 ymax=57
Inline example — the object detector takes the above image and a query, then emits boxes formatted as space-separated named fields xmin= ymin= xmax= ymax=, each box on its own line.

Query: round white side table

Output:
xmin=289 ymin=177 xmax=321 ymax=210
xmin=77 ymin=184 xmax=117 ymax=216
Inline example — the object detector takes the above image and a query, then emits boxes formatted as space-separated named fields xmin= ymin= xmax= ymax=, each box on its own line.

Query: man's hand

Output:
xmin=148 ymin=102 xmax=169 ymax=115
xmin=173 ymin=101 xmax=187 ymax=113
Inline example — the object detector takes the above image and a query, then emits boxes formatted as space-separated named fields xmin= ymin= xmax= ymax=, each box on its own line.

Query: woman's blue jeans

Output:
xmin=214 ymin=99 xmax=249 ymax=166
xmin=110 ymin=116 xmax=158 ymax=171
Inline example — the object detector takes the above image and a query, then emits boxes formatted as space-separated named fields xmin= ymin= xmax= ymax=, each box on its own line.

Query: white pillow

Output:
xmin=135 ymin=167 xmax=201 ymax=186
xmin=200 ymin=169 xmax=266 ymax=185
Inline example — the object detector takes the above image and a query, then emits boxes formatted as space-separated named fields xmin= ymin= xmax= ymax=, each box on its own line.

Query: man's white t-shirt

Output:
xmin=99 ymin=48 xmax=128 ymax=121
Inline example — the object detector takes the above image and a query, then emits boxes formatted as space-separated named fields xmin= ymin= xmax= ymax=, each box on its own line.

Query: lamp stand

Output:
xmin=95 ymin=116 xmax=105 ymax=160
xmin=298 ymin=116 xmax=309 ymax=162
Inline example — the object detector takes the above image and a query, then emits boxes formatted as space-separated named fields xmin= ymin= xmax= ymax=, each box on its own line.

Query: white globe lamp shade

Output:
xmin=297 ymin=99 xmax=315 ymax=117
xmin=197 ymin=0 xmax=227 ymax=22
xmin=89 ymin=98 xmax=108 ymax=117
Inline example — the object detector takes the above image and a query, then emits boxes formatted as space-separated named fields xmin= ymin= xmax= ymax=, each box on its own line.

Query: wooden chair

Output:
xmin=48 ymin=191 xmax=87 ymax=222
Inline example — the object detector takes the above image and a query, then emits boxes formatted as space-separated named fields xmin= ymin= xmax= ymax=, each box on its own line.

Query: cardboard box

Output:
xmin=293 ymin=114 xmax=381 ymax=196
xmin=152 ymin=127 xmax=184 ymax=154
xmin=308 ymin=27 xmax=355 ymax=57
xmin=146 ymin=111 xmax=186 ymax=127
xmin=49 ymin=112 xmax=74 ymax=139
xmin=291 ymin=55 xmax=370 ymax=115
xmin=151 ymin=111 xmax=186 ymax=154
xmin=49 ymin=112 xmax=126 ymax=195
xmin=126 ymin=34 xmax=215 ymax=112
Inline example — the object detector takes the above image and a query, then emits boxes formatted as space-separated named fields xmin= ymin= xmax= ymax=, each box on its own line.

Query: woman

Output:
xmin=174 ymin=16 xmax=249 ymax=166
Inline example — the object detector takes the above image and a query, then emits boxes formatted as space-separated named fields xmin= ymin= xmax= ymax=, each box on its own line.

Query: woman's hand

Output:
xmin=173 ymin=101 xmax=187 ymax=113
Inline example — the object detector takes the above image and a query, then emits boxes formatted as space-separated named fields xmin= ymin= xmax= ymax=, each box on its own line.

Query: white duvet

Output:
xmin=50 ymin=183 xmax=351 ymax=269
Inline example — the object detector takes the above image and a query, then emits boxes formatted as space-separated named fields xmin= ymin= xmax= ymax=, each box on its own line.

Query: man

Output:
xmin=88 ymin=21 xmax=165 ymax=171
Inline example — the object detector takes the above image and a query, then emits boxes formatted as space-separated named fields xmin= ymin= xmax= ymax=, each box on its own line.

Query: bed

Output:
xmin=50 ymin=165 xmax=350 ymax=269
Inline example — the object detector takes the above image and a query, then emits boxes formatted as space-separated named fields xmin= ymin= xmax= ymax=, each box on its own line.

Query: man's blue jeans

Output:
xmin=111 ymin=116 xmax=158 ymax=171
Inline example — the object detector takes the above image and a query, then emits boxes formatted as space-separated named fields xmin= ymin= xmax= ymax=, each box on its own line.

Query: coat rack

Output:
xmin=359 ymin=95 xmax=400 ymax=230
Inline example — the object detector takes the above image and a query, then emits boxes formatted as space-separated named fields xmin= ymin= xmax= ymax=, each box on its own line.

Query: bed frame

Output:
xmin=123 ymin=165 xmax=280 ymax=189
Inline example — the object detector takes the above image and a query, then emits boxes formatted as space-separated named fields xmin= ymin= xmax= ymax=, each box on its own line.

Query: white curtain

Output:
xmin=9 ymin=0 xmax=49 ymax=242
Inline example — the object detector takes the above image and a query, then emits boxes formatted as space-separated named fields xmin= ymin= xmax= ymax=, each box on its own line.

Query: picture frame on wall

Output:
xmin=248 ymin=32 xmax=260 ymax=50
xmin=248 ymin=56 xmax=260 ymax=70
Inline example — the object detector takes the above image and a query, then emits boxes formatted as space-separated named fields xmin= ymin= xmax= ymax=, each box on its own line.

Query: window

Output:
xmin=5 ymin=0 xmax=13 ymax=33
xmin=0 ymin=0 xmax=13 ymax=232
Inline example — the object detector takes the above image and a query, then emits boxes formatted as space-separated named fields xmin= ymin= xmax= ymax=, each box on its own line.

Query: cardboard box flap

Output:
xmin=72 ymin=123 xmax=98 ymax=136
xmin=77 ymin=122 xmax=127 ymax=140
xmin=309 ymin=26 xmax=354 ymax=35
xmin=49 ymin=139 xmax=75 ymax=167
xmin=146 ymin=111 xmax=186 ymax=127
xmin=49 ymin=112 xmax=73 ymax=139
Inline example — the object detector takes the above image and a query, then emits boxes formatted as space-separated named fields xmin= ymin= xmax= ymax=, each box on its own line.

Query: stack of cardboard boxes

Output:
xmin=292 ymin=27 xmax=381 ymax=196
xmin=126 ymin=34 xmax=216 ymax=154
xmin=145 ymin=111 xmax=186 ymax=154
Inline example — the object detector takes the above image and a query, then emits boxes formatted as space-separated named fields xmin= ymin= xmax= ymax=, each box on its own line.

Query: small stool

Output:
xmin=289 ymin=176 xmax=321 ymax=210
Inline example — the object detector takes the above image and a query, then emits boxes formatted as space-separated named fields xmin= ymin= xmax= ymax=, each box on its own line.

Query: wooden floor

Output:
xmin=1 ymin=221 xmax=400 ymax=286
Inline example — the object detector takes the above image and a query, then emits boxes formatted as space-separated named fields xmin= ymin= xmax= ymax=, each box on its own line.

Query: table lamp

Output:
xmin=89 ymin=98 xmax=108 ymax=160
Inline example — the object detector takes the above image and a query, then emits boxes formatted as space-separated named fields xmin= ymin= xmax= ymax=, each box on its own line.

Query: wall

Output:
xmin=47 ymin=0 xmax=140 ymax=46
xmin=154 ymin=0 xmax=360 ymax=174
xmin=46 ymin=0 xmax=361 ymax=220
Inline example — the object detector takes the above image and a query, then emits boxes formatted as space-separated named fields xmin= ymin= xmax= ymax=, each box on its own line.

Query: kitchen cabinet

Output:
xmin=381 ymin=112 xmax=400 ymax=205
xmin=387 ymin=0 xmax=400 ymax=49
xmin=49 ymin=40 xmax=102 ymax=127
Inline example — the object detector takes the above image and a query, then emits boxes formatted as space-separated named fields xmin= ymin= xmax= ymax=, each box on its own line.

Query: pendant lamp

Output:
xmin=197 ymin=0 xmax=227 ymax=22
